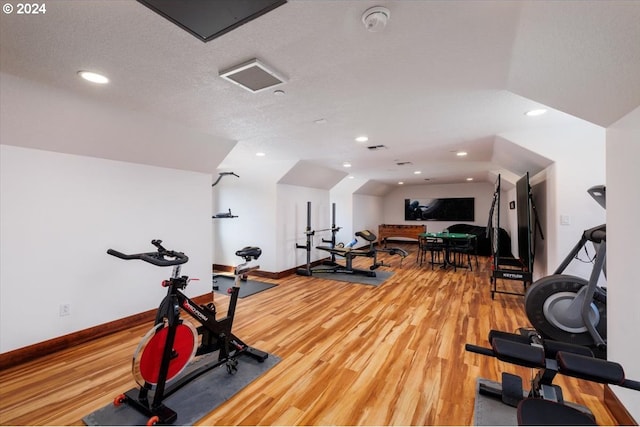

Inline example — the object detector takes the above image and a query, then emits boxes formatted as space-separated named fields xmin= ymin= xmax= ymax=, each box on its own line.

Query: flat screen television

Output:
xmin=404 ymin=198 xmax=474 ymax=221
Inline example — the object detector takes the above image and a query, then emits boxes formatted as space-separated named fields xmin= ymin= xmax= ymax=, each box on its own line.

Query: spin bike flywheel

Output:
xmin=524 ymin=274 xmax=606 ymax=346
xmin=132 ymin=321 xmax=198 ymax=386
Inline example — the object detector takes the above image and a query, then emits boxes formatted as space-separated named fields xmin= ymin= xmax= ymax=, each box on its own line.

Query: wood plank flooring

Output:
xmin=0 ymin=244 xmax=618 ymax=425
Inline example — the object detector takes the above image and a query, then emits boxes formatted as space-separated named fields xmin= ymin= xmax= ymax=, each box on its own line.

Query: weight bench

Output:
xmin=314 ymin=230 xmax=407 ymax=277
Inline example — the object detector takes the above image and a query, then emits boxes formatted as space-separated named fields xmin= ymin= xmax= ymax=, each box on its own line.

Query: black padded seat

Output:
xmin=517 ymin=399 xmax=596 ymax=426
xmin=235 ymin=246 xmax=262 ymax=260
xmin=355 ymin=230 xmax=377 ymax=242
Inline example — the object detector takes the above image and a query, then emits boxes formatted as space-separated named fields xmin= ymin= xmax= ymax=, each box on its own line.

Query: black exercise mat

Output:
xmin=473 ymin=378 xmax=591 ymax=426
xmin=309 ymin=268 xmax=393 ymax=286
xmin=473 ymin=378 xmax=520 ymax=425
xmin=212 ymin=275 xmax=277 ymax=298
xmin=83 ymin=352 xmax=280 ymax=426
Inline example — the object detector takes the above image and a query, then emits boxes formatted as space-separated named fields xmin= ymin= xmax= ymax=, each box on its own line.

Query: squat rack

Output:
xmin=295 ymin=201 xmax=341 ymax=276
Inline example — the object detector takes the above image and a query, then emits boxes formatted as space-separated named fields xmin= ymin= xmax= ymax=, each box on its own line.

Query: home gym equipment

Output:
xmin=212 ymin=208 xmax=237 ymax=219
xmin=211 ymin=171 xmax=239 ymax=187
xmin=465 ymin=329 xmax=640 ymax=425
xmin=295 ymin=202 xmax=407 ymax=277
xmin=310 ymin=229 xmax=408 ymax=277
xmin=314 ymin=229 xmax=407 ymax=277
xmin=107 ymin=240 xmax=268 ymax=425
xmin=295 ymin=201 xmax=342 ymax=276
xmin=524 ymin=185 xmax=607 ymax=358
xmin=487 ymin=173 xmax=543 ymax=298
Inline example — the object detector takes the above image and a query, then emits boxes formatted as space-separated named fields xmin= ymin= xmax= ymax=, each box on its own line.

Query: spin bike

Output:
xmin=524 ymin=185 xmax=607 ymax=357
xmin=107 ymin=240 xmax=268 ymax=425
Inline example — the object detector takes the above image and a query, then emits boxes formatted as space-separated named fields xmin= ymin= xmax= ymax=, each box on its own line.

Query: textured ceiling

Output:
xmin=1 ymin=0 xmax=638 ymax=187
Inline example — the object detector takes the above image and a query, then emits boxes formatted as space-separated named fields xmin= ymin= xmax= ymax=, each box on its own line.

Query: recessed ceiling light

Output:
xmin=355 ymin=136 xmax=369 ymax=142
xmin=348 ymin=175 xmax=355 ymax=179
xmin=466 ymin=177 xmax=474 ymax=181
xmin=398 ymin=181 xmax=404 ymax=185
xmin=343 ymin=161 xmax=352 ymax=168
xmin=256 ymin=152 xmax=266 ymax=157
xmin=273 ymin=89 xmax=285 ymax=96
xmin=456 ymin=151 xmax=468 ymax=157
xmin=78 ymin=70 xmax=109 ymax=84
xmin=525 ymin=109 xmax=547 ymax=117
xmin=414 ymin=171 xmax=421 ymax=175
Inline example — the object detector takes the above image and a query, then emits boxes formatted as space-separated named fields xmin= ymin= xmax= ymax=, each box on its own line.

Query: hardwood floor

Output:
xmin=0 ymin=244 xmax=618 ymax=425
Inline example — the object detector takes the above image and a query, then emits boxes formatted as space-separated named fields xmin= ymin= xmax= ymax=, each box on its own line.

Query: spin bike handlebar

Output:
xmin=107 ymin=239 xmax=189 ymax=267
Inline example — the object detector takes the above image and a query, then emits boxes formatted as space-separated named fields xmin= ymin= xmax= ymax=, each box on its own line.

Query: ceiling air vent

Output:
xmin=219 ymin=59 xmax=287 ymax=93
xmin=367 ymin=144 xmax=387 ymax=151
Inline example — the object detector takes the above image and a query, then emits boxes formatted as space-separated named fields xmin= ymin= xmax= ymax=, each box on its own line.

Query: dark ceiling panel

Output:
xmin=138 ymin=0 xmax=287 ymax=42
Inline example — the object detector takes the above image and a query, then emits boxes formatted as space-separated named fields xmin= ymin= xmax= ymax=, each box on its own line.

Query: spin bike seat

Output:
xmin=236 ymin=246 xmax=262 ymax=260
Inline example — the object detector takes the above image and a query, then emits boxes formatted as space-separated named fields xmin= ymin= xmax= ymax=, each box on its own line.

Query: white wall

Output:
xmin=0 ymin=145 xmax=212 ymax=353
xmin=353 ymin=193 xmax=385 ymax=238
xmin=382 ymin=182 xmax=495 ymax=232
xmin=212 ymin=168 xmax=380 ymax=274
xmin=331 ymin=189 xmax=355 ymax=245
xmin=277 ymin=184 xmax=331 ymax=272
xmin=213 ymin=170 xmax=279 ymax=272
xmin=0 ymin=74 xmax=222 ymax=354
xmin=606 ymin=106 xmax=640 ymax=419
xmin=329 ymin=177 xmax=367 ymax=244
xmin=501 ymin=123 xmax=606 ymax=279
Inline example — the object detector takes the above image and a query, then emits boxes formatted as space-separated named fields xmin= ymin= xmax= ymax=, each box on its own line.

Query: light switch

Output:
xmin=560 ymin=215 xmax=571 ymax=225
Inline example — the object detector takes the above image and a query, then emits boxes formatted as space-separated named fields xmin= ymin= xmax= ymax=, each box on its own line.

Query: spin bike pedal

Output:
xmin=226 ymin=358 xmax=239 ymax=374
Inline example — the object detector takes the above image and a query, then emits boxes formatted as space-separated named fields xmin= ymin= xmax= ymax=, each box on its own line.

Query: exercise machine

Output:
xmin=295 ymin=202 xmax=407 ymax=277
xmin=295 ymin=201 xmax=342 ymax=276
xmin=312 ymin=229 xmax=408 ymax=277
xmin=108 ymin=240 xmax=268 ymax=425
xmin=488 ymin=173 xmax=543 ymax=298
xmin=524 ymin=185 xmax=607 ymax=358
xmin=465 ymin=329 xmax=639 ymax=425
xmin=211 ymin=171 xmax=239 ymax=187
xmin=314 ymin=229 xmax=407 ymax=277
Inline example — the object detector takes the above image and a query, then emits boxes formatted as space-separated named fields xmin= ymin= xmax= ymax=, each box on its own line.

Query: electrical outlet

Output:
xmin=59 ymin=304 xmax=71 ymax=317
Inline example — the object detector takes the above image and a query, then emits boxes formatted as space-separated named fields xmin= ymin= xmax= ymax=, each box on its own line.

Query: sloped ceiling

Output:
xmin=278 ymin=160 xmax=347 ymax=189
xmin=507 ymin=1 xmax=640 ymax=127
xmin=1 ymin=0 xmax=638 ymax=186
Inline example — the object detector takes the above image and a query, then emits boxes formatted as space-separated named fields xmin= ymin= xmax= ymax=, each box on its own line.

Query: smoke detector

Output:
xmin=362 ymin=6 xmax=390 ymax=32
